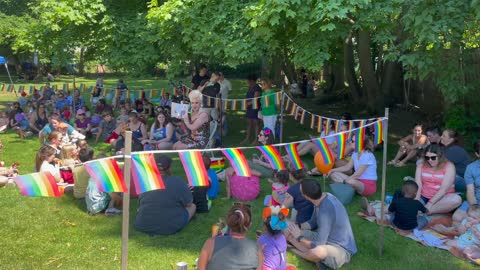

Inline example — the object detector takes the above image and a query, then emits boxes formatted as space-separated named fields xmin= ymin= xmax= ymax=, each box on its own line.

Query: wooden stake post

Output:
xmin=121 ymin=131 xmax=132 ymax=270
xmin=379 ymin=108 xmax=389 ymax=256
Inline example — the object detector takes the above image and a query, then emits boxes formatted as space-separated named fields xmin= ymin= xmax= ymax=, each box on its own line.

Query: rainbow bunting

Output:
xmin=223 ymin=99 xmax=229 ymax=110
xmin=355 ymin=127 xmax=366 ymax=152
xmin=336 ymin=133 xmax=349 ymax=159
xmin=29 ymin=86 xmax=34 ymax=94
xmin=14 ymin=172 xmax=62 ymax=197
xmin=348 ymin=120 xmax=354 ymax=131
xmin=317 ymin=116 xmax=322 ymax=133
xmin=285 ymin=98 xmax=291 ymax=111
xmin=126 ymin=89 xmax=131 ymax=101
xmin=62 ymin=84 xmax=68 ymax=92
xmin=18 ymin=86 xmax=24 ymax=94
xmin=87 ymin=86 xmax=93 ymax=93
xmin=115 ymin=89 xmax=120 ymax=99
xmin=131 ymin=153 xmax=165 ymax=194
xmin=211 ymin=157 xmax=226 ymax=173
xmin=334 ymin=120 xmax=340 ymax=133
xmin=0 ymin=83 xmax=4 ymax=91
xmin=313 ymin=138 xmax=335 ymax=165
xmin=256 ymin=145 xmax=286 ymax=170
xmin=179 ymin=151 xmax=210 ymax=187
xmin=84 ymin=158 xmax=127 ymax=193
xmin=240 ymin=99 xmax=247 ymax=110
xmin=252 ymin=97 xmax=260 ymax=110
xmin=290 ymin=104 xmax=296 ymax=116
xmin=300 ymin=110 xmax=306 ymax=125
xmin=103 ymin=88 xmax=109 ymax=97
xmin=323 ymin=118 xmax=331 ymax=135
xmin=7 ymin=85 xmax=14 ymax=92
xmin=231 ymin=100 xmax=238 ymax=110
xmin=222 ymin=148 xmax=251 ymax=177
xmin=150 ymin=89 xmax=155 ymax=99
xmin=263 ymin=94 xmax=271 ymax=107
xmin=374 ymin=119 xmax=384 ymax=145
xmin=274 ymin=91 xmax=282 ymax=105
xmin=161 ymin=88 xmax=166 ymax=96
xmin=358 ymin=120 xmax=367 ymax=127
xmin=310 ymin=114 xmax=315 ymax=129
xmin=53 ymin=85 xmax=58 ymax=91
xmin=284 ymin=143 xmax=304 ymax=170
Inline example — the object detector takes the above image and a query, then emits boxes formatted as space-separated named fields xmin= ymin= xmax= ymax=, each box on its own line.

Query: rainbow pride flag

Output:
xmin=211 ymin=157 xmax=226 ymax=173
xmin=179 ymin=151 xmax=210 ymax=187
xmin=84 ymin=158 xmax=127 ymax=193
xmin=355 ymin=127 xmax=366 ymax=152
xmin=284 ymin=144 xmax=304 ymax=170
xmin=131 ymin=153 xmax=165 ymax=194
xmin=374 ymin=119 xmax=384 ymax=145
xmin=336 ymin=133 xmax=349 ymax=159
xmin=256 ymin=145 xmax=286 ymax=170
xmin=222 ymin=148 xmax=251 ymax=177
xmin=14 ymin=172 xmax=62 ymax=197
xmin=313 ymin=138 xmax=335 ymax=165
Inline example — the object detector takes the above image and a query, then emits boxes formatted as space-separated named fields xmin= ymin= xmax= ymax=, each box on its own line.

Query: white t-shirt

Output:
xmin=219 ymin=79 xmax=232 ymax=100
xmin=40 ymin=161 xmax=59 ymax=177
xmin=321 ymin=130 xmax=335 ymax=145
xmin=352 ymin=151 xmax=377 ymax=180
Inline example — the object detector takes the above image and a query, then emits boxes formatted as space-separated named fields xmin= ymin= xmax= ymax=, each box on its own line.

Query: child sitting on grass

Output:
xmin=265 ymin=170 xmax=290 ymax=206
xmin=388 ymin=180 xmax=428 ymax=231
xmin=443 ymin=205 xmax=480 ymax=260
xmin=283 ymin=169 xmax=314 ymax=224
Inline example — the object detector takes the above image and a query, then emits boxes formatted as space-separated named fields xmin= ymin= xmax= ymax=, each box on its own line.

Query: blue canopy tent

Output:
xmin=0 ymin=56 xmax=16 ymax=95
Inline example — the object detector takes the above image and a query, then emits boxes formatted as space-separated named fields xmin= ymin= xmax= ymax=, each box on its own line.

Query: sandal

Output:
xmin=387 ymin=160 xmax=397 ymax=165
xmin=394 ymin=162 xmax=406 ymax=167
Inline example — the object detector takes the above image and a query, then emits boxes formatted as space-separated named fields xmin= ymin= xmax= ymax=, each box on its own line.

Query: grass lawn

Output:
xmin=0 ymin=76 xmax=477 ymax=269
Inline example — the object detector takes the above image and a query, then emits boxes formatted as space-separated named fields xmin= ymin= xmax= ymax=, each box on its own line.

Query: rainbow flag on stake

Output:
xmin=374 ymin=119 xmax=384 ymax=145
xmin=355 ymin=127 xmax=366 ymax=152
xmin=336 ymin=133 xmax=349 ymax=159
xmin=14 ymin=172 xmax=62 ymax=197
xmin=222 ymin=149 xmax=251 ymax=177
xmin=256 ymin=145 xmax=286 ymax=170
xmin=84 ymin=158 xmax=127 ymax=193
xmin=285 ymin=144 xmax=304 ymax=170
xmin=131 ymin=153 xmax=165 ymax=194
xmin=179 ymin=151 xmax=210 ymax=187
xmin=313 ymin=138 xmax=335 ymax=165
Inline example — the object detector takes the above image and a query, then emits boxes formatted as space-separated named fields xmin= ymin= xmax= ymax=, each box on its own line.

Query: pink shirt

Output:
xmin=420 ymin=162 xmax=455 ymax=199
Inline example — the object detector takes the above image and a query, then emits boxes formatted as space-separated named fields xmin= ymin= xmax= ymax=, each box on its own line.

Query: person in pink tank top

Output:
xmin=415 ymin=144 xmax=461 ymax=215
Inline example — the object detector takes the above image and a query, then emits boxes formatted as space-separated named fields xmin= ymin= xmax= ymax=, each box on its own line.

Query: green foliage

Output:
xmin=444 ymin=105 xmax=474 ymax=135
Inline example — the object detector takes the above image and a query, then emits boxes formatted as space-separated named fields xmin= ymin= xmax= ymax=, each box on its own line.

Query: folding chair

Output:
xmin=204 ymin=120 xmax=218 ymax=156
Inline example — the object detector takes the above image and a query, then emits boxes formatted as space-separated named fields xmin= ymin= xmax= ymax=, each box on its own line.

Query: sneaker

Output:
xmin=105 ymin=207 xmax=122 ymax=216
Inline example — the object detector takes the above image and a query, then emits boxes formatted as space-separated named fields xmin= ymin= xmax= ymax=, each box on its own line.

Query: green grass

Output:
xmin=0 ymin=77 xmax=477 ymax=269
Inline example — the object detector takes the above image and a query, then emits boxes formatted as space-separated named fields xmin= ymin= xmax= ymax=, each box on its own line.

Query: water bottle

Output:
xmin=386 ymin=193 xmax=393 ymax=205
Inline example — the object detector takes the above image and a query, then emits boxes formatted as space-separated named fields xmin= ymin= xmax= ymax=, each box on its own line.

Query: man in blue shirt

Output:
xmin=286 ymin=179 xmax=357 ymax=269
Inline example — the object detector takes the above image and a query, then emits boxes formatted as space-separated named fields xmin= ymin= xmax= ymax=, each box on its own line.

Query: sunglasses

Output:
xmin=424 ymin=155 xmax=437 ymax=161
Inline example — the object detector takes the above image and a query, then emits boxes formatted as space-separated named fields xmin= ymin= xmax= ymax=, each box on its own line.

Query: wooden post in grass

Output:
xmin=379 ymin=108 xmax=389 ymax=256
xmin=121 ymin=131 xmax=132 ymax=270
xmin=279 ymin=87 xmax=285 ymax=154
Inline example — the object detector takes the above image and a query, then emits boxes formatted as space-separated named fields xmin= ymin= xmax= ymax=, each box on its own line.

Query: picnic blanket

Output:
xmin=357 ymin=200 xmax=480 ymax=266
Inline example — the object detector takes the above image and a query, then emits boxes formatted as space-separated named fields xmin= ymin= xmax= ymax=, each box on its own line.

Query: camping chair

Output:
xmin=203 ymin=120 xmax=218 ymax=156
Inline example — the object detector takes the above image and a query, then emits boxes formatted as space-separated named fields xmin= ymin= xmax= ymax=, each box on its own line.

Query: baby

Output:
xmin=444 ymin=205 xmax=480 ymax=260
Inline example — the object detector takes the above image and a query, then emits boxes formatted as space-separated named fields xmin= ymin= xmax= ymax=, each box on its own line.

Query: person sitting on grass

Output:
xmin=134 ymin=155 xmax=196 ymax=236
xmin=39 ymin=114 xmax=83 ymax=144
xmin=197 ymin=203 xmax=262 ymax=270
xmin=285 ymin=179 xmax=357 ymax=269
xmin=282 ymin=169 xmax=314 ymax=224
xmin=147 ymin=111 xmax=176 ymax=150
xmin=388 ymin=123 xmax=428 ymax=167
xmin=258 ymin=207 xmax=290 ymax=270
xmin=266 ymin=170 xmax=290 ymax=206
xmin=250 ymin=127 xmax=276 ymax=178
xmin=95 ymin=112 xmax=117 ymax=144
xmin=326 ymin=136 xmax=378 ymax=196
xmin=443 ymin=205 xmax=480 ymax=261
xmin=35 ymin=145 xmax=62 ymax=183
xmin=73 ymin=147 xmax=94 ymax=199
xmin=414 ymin=143 xmax=462 ymax=215
xmin=441 ymin=129 xmax=471 ymax=191
xmin=386 ymin=180 xmax=429 ymax=231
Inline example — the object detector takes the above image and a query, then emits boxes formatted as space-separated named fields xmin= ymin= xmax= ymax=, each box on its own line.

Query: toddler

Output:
xmin=444 ymin=205 xmax=480 ymax=259
xmin=60 ymin=144 xmax=79 ymax=184
xmin=388 ymin=180 xmax=428 ymax=230
xmin=265 ymin=170 xmax=290 ymax=206
xmin=258 ymin=206 xmax=291 ymax=270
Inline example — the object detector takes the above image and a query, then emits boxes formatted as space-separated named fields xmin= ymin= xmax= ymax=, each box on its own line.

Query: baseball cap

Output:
xmin=155 ymin=155 xmax=172 ymax=170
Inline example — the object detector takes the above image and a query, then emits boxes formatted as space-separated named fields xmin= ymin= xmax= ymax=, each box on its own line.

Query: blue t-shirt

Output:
xmin=207 ymin=169 xmax=219 ymax=199
xmin=465 ymin=160 xmax=480 ymax=203
xmin=41 ymin=123 xmax=75 ymax=135
xmin=55 ymin=99 xmax=71 ymax=111
xmin=287 ymin=182 xmax=314 ymax=224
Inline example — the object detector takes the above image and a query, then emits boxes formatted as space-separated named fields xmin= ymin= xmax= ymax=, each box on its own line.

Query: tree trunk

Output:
xmin=358 ymin=29 xmax=383 ymax=113
xmin=381 ymin=61 xmax=403 ymax=107
xmin=344 ymin=33 xmax=362 ymax=103
xmin=78 ymin=48 xmax=85 ymax=76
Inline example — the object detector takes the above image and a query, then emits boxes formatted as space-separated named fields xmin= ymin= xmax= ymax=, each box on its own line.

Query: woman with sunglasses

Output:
xmin=197 ymin=203 xmax=263 ymax=270
xmin=326 ymin=136 xmax=378 ymax=196
xmin=414 ymin=144 xmax=462 ymax=215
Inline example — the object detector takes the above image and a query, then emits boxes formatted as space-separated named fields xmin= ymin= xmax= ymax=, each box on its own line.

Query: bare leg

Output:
xmin=252 ymin=119 xmax=260 ymax=144
xmin=297 ymin=142 xmax=318 ymax=157
xmin=429 ymin=194 xmax=462 ymax=215
xmin=225 ymin=167 xmax=235 ymax=199
xmin=397 ymin=150 xmax=418 ymax=165
xmin=389 ymin=148 xmax=406 ymax=164
xmin=329 ymin=172 xmax=349 ymax=183
xmin=334 ymin=159 xmax=352 ymax=175
xmin=185 ymin=203 xmax=196 ymax=220
xmin=344 ymin=178 xmax=366 ymax=195
xmin=452 ymin=208 xmax=468 ymax=224
xmin=157 ymin=142 xmax=173 ymax=150
xmin=173 ymin=142 xmax=188 ymax=150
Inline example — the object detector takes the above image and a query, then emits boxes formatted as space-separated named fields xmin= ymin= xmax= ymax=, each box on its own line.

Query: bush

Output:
xmin=444 ymin=105 xmax=475 ymax=135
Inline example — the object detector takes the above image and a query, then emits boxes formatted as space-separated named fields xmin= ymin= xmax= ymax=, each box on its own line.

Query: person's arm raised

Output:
xmin=184 ymin=112 xmax=208 ymax=131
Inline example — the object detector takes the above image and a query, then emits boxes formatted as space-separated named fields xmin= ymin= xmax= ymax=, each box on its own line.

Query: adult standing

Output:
xmin=197 ymin=203 xmax=262 ymax=270
xmin=218 ymin=72 xmax=232 ymax=100
xmin=198 ymin=71 xmax=221 ymax=121
xmin=259 ymin=78 xmax=278 ymax=134
xmin=134 ymin=155 xmax=196 ymax=236
xmin=191 ymin=64 xmax=210 ymax=90
xmin=240 ymin=74 xmax=262 ymax=145
xmin=440 ymin=129 xmax=471 ymax=191
xmin=414 ymin=144 xmax=462 ymax=215
xmin=286 ymin=179 xmax=357 ymax=269
xmin=453 ymin=140 xmax=480 ymax=223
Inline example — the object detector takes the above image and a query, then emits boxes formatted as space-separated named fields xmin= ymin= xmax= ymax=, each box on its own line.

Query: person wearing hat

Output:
xmin=134 ymin=155 xmax=196 ymax=236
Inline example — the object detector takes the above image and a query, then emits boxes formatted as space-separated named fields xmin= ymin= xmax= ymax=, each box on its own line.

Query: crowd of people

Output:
xmin=3 ymin=65 xmax=480 ymax=268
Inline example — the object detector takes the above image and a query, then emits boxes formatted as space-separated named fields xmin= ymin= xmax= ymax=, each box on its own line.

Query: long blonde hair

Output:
xmin=60 ymin=144 xmax=77 ymax=160
xmin=35 ymin=145 xmax=56 ymax=172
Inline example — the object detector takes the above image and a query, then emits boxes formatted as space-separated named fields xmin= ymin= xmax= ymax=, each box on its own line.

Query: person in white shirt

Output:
xmin=218 ymin=72 xmax=232 ymax=100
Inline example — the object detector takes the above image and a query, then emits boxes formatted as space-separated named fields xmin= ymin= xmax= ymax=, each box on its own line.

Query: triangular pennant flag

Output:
xmin=334 ymin=120 xmax=340 ymax=133
xmin=14 ymin=172 xmax=62 ymax=197
xmin=131 ymin=153 xmax=165 ymax=194
xmin=62 ymin=84 xmax=68 ymax=92
xmin=84 ymin=158 xmax=127 ymax=193
xmin=284 ymin=143 xmax=305 ymax=170
xmin=231 ymin=100 xmax=238 ymax=110
xmin=179 ymin=151 xmax=210 ymax=187
xmin=336 ymin=133 xmax=349 ymax=159
xmin=374 ymin=119 xmax=384 ymax=145
xmin=317 ymin=116 xmax=322 ymax=133
xmin=324 ymin=118 xmax=331 ymax=135
xmin=355 ymin=127 xmax=366 ymax=152
xmin=222 ymin=148 xmax=251 ymax=177
xmin=300 ymin=110 xmax=306 ymax=125
xmin=312 ymin=138 xmax=335 ymax=165
xmin=310 ymin=113 xmax=315 ymax=129
xmin=256 ymin=145 xmax=286 ymax=170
